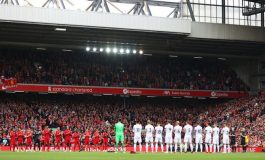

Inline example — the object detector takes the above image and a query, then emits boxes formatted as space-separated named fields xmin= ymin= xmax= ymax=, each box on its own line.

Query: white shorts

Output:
xmin=223 ymin=136 xmax=229 ymax=145
xmin=174 ymin=136 xmax=182 ymax=144
xmin=195 ymin=135 xmax=203 ymax=144
xmin=205 ymin=136 xmax=212 ymax=144
xmin=134 ymin=136 xmax=142 ymax=144
xmin=145 ymin=136 xmax=153 ymax=143
xmin=165 ymin=136 xmax=173 ymax=144
xmin=212 ymin=137 xmax=219 ymax=145
xmin=155 ymin=136 xmax=163 ymax=143
xmin=184 ymin=135 xmax=192 ymax=143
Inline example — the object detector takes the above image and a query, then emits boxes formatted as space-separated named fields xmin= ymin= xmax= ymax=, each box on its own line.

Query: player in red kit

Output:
xmin=84 ymin=129 xmax=91 ymax=151
xmin=102 ymin=131 xmax=109 ymax=151
xmin=64 ymin=126 xmax=72 ymax=152
xmin=42 ymin=126 xmax=51 ymax=152
xmin=72 ymin=129 xmax=80 ymax=152
xmin=17 ymin=128 xmax=24 ymax=152
xmin=25 ymin=128 xmax=33 ymax=152
xmin=9 ymin=128 xmax=16 ymax=152
xmin=54 ymin=127 xmax=62 ymax=151
xmin=93 ymin=129 xmax=100 ymax=150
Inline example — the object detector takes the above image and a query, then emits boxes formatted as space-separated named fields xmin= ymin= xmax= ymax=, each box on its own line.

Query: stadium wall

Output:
xmin=0 ymin=5 xmax=190 ymax=34
xmin=189 ymin=22 xmax=265 ymax=42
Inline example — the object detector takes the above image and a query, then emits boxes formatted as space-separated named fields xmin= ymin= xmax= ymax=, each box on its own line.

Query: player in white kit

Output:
xmin=204 ymin=123 xmax=213 ymax=153
xmin=221 ymin=124 xmax=230 ymax=153
xmin=212 ymin=123 xmax=220 ymax=153
xmin=183 ymin=121 xmax=193 ymax=153
xmin=164 ymin=120 xmax=173 ymax=153
xmin=194 ymin=122 xmax=203 ymax=152
xmin=155 ymin=123 xmax=163 ymax=152
xmin=133 ymin=121 xmax=143 ymax=152
xmin=173 ymin=121 xmax=182 ymax=153
xmin=145 ymin=120 xmax=154 ymax=153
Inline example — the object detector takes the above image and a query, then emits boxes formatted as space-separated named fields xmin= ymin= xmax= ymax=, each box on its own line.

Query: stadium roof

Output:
xmin=0 ymin=3 xmax=264 ymax=59
xmin=244 ymin=0 xmax=265 ymax=3
xmin=1 ymin=21 xmax=264 ymax=59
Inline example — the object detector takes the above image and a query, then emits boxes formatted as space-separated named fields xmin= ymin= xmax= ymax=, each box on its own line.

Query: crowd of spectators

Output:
xmin=0 ymin=93 xmax=264 ymax=147
xmin=0 ymin=51 xmax=248 ymax=91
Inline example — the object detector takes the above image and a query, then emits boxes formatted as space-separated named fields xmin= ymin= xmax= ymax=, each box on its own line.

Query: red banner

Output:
xmin=0 ymin=78 xmax=17 ymax=90
xmin=0 ymin=84 xmax=248 ymax=98
xmin=0 ymin=146 xmax=263 ymax=152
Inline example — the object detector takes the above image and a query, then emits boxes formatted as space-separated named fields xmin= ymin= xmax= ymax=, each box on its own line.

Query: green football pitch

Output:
xmin=0 ymin=152 xmax=264 ymax=160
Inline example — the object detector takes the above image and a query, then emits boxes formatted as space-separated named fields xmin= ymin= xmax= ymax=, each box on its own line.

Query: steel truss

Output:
xmin=0 ymin=0 xmax=195 ymax=21
xmin=242 ymin=0 xmax=265 ymax=16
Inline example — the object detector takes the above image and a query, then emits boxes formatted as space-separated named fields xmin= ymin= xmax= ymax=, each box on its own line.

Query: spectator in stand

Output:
xmin=0 ymin=93 xmax=264 ymax=149
xmin=0 ymin=52 xmax=248 ymax=91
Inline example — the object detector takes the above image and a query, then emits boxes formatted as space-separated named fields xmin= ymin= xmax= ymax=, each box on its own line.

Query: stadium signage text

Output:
xmin=0 ymin=146 xmax=263 ymax=152
xmin=49 ymin=86 xmax=93 ymax=93
xmin=0 ymin=78 xmax=17 ymax=90
xmin=0 ymin=84 xmax=248 ymax=98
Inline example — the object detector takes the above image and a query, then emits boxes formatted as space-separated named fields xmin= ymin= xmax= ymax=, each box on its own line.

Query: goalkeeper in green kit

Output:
xmin=114 ymin=118 xmax=125 ymax=153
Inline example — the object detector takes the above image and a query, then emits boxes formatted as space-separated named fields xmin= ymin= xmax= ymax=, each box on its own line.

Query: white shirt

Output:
xmin=213 ymin=127 xmax=220 ymax=138
xmin=174 ymin=125 xmax=182 ymax=137
xmin=133 ymin=124 xmax=142 ymax=137
xmin=155 ymin=126 xmax=163 ymax=137
xmin=221 ymin=127 xmax=230 ymax=137
xmin=205 ymin=126 xmax=213 ymax=137
xmin=164 ymin=124 xmax=173 ymax=137
xmin=145 ymin=124 xmax=154 ymax=137
xmin=184 ymin=124 xmax=193 ymax=137
xmin=194 ymin=125 xmax=203 ymax=137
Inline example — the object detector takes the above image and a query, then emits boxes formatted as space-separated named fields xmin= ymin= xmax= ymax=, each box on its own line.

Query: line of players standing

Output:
xmin=133 ymin=120 xmax=231 ymax=153
xmin=8 ymin=126 xmax=109 ymax=152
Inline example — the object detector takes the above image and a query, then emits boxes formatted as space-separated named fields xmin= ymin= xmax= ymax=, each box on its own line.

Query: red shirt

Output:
xmin=10 ymin=131 xmax=16 ymax=140
xmin=55 ymin=130 xmax=62 ymax=139
xmin=84 ymin=131 xmax=91 ymax=138
xmin=43 ymin=129 xmax=51 ymax=139
xmin=94 ymin=131 xmax=99 ymax=138
xmin=103 ymin=132 xmax=108 ymax=138
xmin=17 ymin=130 xmax=24 ymax=138
xmin=26 ymin=130 xmax=32 ymax=139
xmin=73 ymin=132 xmax=80 ymax=141
xmin=64 ymin=129 xmax=72 ymax=139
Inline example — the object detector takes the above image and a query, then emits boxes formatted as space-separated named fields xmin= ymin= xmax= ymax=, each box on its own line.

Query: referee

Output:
xmin=33 ymin=127 xmax=42 ymax=151
xmin=240 ymin=128 xmax=247 ymax=153
xmin=230 ymin=127 xmax=236 ymax=152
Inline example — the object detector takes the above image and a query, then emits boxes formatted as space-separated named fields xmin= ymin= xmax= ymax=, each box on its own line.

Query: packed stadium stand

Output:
xmin=0 ymin=93 xmax=264 ymax=147
xmin=0 ymin=52 xmax=248 ymax=91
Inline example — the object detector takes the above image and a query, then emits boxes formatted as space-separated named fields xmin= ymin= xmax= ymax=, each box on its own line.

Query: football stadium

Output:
xmin=0 ymin=0 xmax=265 ymax=160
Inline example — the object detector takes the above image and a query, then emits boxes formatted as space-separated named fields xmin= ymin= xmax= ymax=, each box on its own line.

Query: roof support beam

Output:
xmin=222 ymin=0 xmax=225 ymax=24
xmin=242 ymin=0 xmax=265 ymax=16
xmin=261 ymin=3 xmax=265 ymax=27
xmin=186 ymin=0 xmax=195 ymax=21
xmin=42 ymin=0 xmax=74 ymax=9
xmin=0 ymin=0 xmax=190 ymax=20
xmin=167 ymin=0 xmax=183 ymax=18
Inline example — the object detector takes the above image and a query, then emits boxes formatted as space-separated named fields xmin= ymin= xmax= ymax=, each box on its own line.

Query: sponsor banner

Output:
xmin=0 ymin=78 xmax=17 ymax=90
xmin=0 ymin=84 xmax=248 ymax=98
xmin=0 ymin=146 xmax=263 ymax=152
xmin=236 ymin=147 xmax=263 ymax=152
